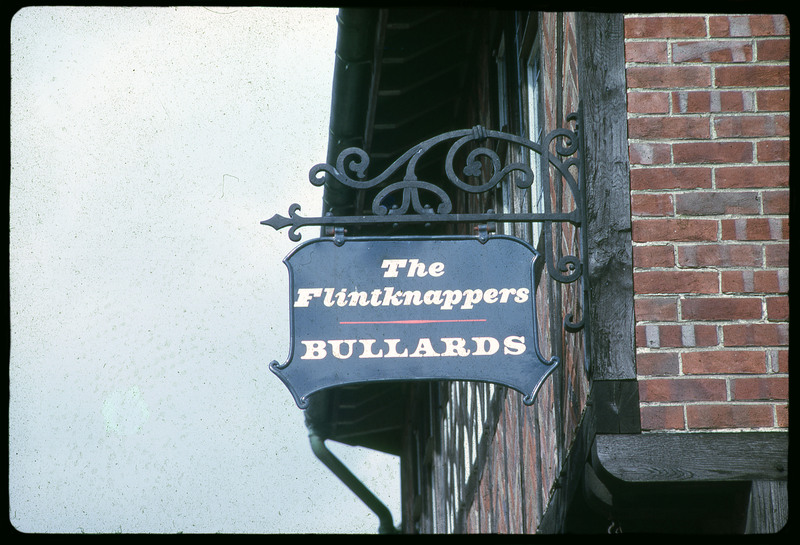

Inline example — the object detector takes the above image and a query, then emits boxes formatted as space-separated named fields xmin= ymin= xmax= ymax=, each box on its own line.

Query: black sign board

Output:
xmin=270 ymin=235 xmax=557 ymax=408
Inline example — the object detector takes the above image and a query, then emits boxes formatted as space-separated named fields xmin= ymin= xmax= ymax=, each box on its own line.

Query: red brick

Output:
xmin=631 ymin=193 xmax=674 ymax=216
xmin=634 ymin=270 xmax=718 ymax=294
xmin=634 ymin=296 xmax=678 ymax=321
xmin=630 ymin=167 xmax=712 ymax=190
xmin=672 ymin=90 xmax=754 ymax=113
xmin=715 ymin=165 xmax=788 ymax=188
xmin=714 ymin=114 xmax=789 ymax=138
xmin=493 ymin=453 xmax=509 ymax=532
xmin=752 ymin=270 xmax=789 ymax=293
xmin=709 ymin=15 xmax=790 ymax=37
xmin=639 ymin=377 xmax=727 ymax=402
xmin=671 ymin=40 xmax=753 ymax=63
xmin=682 ymin=349 xmax=766 ymax=374
xmin=677 ymin=243 xmax=762 ymax=268
xmin=656 ymin=324 xmax=718 ymax=347
xmin=629 ymin=142 xmax=671 ymax=165
xmin=636 ymin=351 xmax=680 ymax=375
xmin=721 ymin=270 xmax=789 ymax=294
xmin=756 ymin=90 xmax=789 ymax=112
xmin=720 ymin=271 xmax=746 ymax=293
xmin=721 ymin=218 xmax=787 ymax=240
xmin=731 ymin=377 xmax=789 ymax=400
xmin=723 ymin=323 xmax=789 ymax=346
xmin=626 ymin=65 xmax=711 ymax=89
xmin=757 ymin=139 xmax=789 ymax=162
xmin=675 ymin=191 xmax=760 ymax=215
xmin=682 ymin=297 xmax=762 ymax=321
xmin=765 ymin=243 xmax=789 ymax=266
xmin=625 ymin=16 xmax=707 ymax=39
xmin=633 ymin=245 xmax=674 ymax=269
xmin=686 ymin=403 xmax=774 ymax=429
xmin=628 ymin=91 xmax=670 ymax=114
xmin=625 ymin=41 xmax=668 ymax=63
xmin=636 ymin=324 xmax=649 ymax=347
xmin=766 ymin=296 xmax=789 ymax=321
xmin=633 ymin=245 xmax=674 ymax=268
xmin=715 ymin=65 xmax=790 ymax=87
xmin=757 ymin=38 xmax=790 ymax=61
xmin=718 ymin=91 xmax=755 ymax=111
xmin=775 ymin=350 xmax=789 ymax=373
xmin=640 ymin=405 xmax=685 ymax=431
xmin=633 ymin=219 xmax=717 ymax=242
xmin=693 ymin=324 xmax=719 ymax=347
xmin=628 ymin=116 xmax=710 ymax=139
xmin=775 ymin=403 xmax=788 ymax=428
xmin=762 ymin=189 xmax=790 ymax=214
xmin=673 ymin=141 xmax=753 ymax=164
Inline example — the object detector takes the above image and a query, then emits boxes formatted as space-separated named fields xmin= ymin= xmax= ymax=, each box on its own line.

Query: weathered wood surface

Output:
xmin=538 ymin=392 xmax=598 ymax=533
xmin=593 ymin=432 xmax=789 ymax=483
xmin=539 ymin=12 xmax=639 ymax=534
xmin=576 ymin=12 xmax=636 ymax=382
xmin=745 ymin=480 xmax=789 ymax=534
xmin=593 ymin=379 xmax=641 ymax=434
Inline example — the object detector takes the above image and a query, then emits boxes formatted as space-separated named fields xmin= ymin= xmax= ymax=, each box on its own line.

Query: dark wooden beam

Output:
xmin=745 ymin=480 xmax=789 ymax=533
xmin=538 ymin=390 xmax=598 ymax=533
xmin=575 ymin=12 xmax=636 ymax=382
xmin=538 ymin=12 xmax=639 ymax=534
xmin=593 ymin=432 xmax=788 ymax=484
xmin=592 ymin=379 xmax=641 ymax=434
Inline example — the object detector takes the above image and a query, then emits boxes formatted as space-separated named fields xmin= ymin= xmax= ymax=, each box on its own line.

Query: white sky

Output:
xmin=9 ymin=6 xmax=401 ymax=533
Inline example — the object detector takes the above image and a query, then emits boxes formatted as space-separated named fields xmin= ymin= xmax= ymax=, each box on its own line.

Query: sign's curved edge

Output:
xmin=272 ymin=233 xmax=555 ymax=409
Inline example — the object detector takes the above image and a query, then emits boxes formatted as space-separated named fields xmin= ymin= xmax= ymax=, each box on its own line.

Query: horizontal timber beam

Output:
xmin=592 ymin=432 xmax=788 ymax=484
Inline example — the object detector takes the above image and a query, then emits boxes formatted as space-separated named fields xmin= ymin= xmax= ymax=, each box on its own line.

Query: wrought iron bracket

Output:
xmin=263 ymin=103 xmax=590 ymax=374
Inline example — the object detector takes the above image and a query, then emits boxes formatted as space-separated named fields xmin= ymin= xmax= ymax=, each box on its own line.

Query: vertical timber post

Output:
xmin=576 ymin=12 xmax=639 ymax=434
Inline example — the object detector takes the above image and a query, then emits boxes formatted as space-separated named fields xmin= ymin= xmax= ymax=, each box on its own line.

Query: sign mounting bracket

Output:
xmin=263 ymin=103 xmax=591 ymax=387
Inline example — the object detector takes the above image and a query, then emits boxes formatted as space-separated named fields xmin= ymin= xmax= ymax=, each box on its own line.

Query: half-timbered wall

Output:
xmin=409 ymin=11 xmax=590 ymax=533
xmin=400 ymin=11 xmax=788 ymax=535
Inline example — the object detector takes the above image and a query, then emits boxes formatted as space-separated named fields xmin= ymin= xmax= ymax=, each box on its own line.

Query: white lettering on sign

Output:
xmin=380 ymin=258 xmax=445 ymax=278
xmin=294 ymin=286 xmax=529 ymax=310
xmin=299 ymin=336 xmax=527 ymax=360
xmin=294 ymin=256 xmax=530 ymax=310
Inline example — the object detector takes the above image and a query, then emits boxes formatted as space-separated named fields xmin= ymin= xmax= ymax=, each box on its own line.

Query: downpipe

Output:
xmin=308 ymin=432 xmax=398 ymax=534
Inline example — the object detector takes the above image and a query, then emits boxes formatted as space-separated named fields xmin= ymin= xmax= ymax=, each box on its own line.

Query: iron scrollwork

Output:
xmin=264 ymin=104 xmax=589 ymax=369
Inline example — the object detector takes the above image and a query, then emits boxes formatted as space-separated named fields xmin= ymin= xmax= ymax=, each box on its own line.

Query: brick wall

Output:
xmin=624 ymin=14 xmax=789 ymax=431
xmin=463 ymin=12 xmax=587 ymax=533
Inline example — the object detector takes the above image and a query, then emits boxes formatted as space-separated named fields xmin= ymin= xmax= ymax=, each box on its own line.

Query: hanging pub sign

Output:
xmin=263 ymin=113 xmax=588 ymax=409
xmin=269 ymin=235 xmax=557 ymax=408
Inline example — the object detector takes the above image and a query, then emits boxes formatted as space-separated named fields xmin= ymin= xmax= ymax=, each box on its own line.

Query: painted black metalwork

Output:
xmin=263 ymin=104 xmax=589 ymax=372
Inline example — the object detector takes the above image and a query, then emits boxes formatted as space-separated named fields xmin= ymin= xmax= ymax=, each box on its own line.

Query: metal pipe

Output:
xmin=308 ymin=432 xmax=397 ymax=534
xmin=322 ymin=8 xmax=379 ymax=216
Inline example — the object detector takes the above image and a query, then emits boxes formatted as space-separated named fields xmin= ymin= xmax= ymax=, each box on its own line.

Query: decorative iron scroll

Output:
xmin=263 ymin=104 xmax=589 ymax=370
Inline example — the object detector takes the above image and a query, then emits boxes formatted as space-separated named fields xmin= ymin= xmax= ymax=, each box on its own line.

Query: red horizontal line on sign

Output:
xmin=339 ymin=319 xmax=488 ymax=325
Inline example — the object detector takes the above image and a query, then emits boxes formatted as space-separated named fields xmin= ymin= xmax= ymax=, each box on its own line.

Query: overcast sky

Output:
xmin=9 ymin=6 xmax=401 ymax=533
